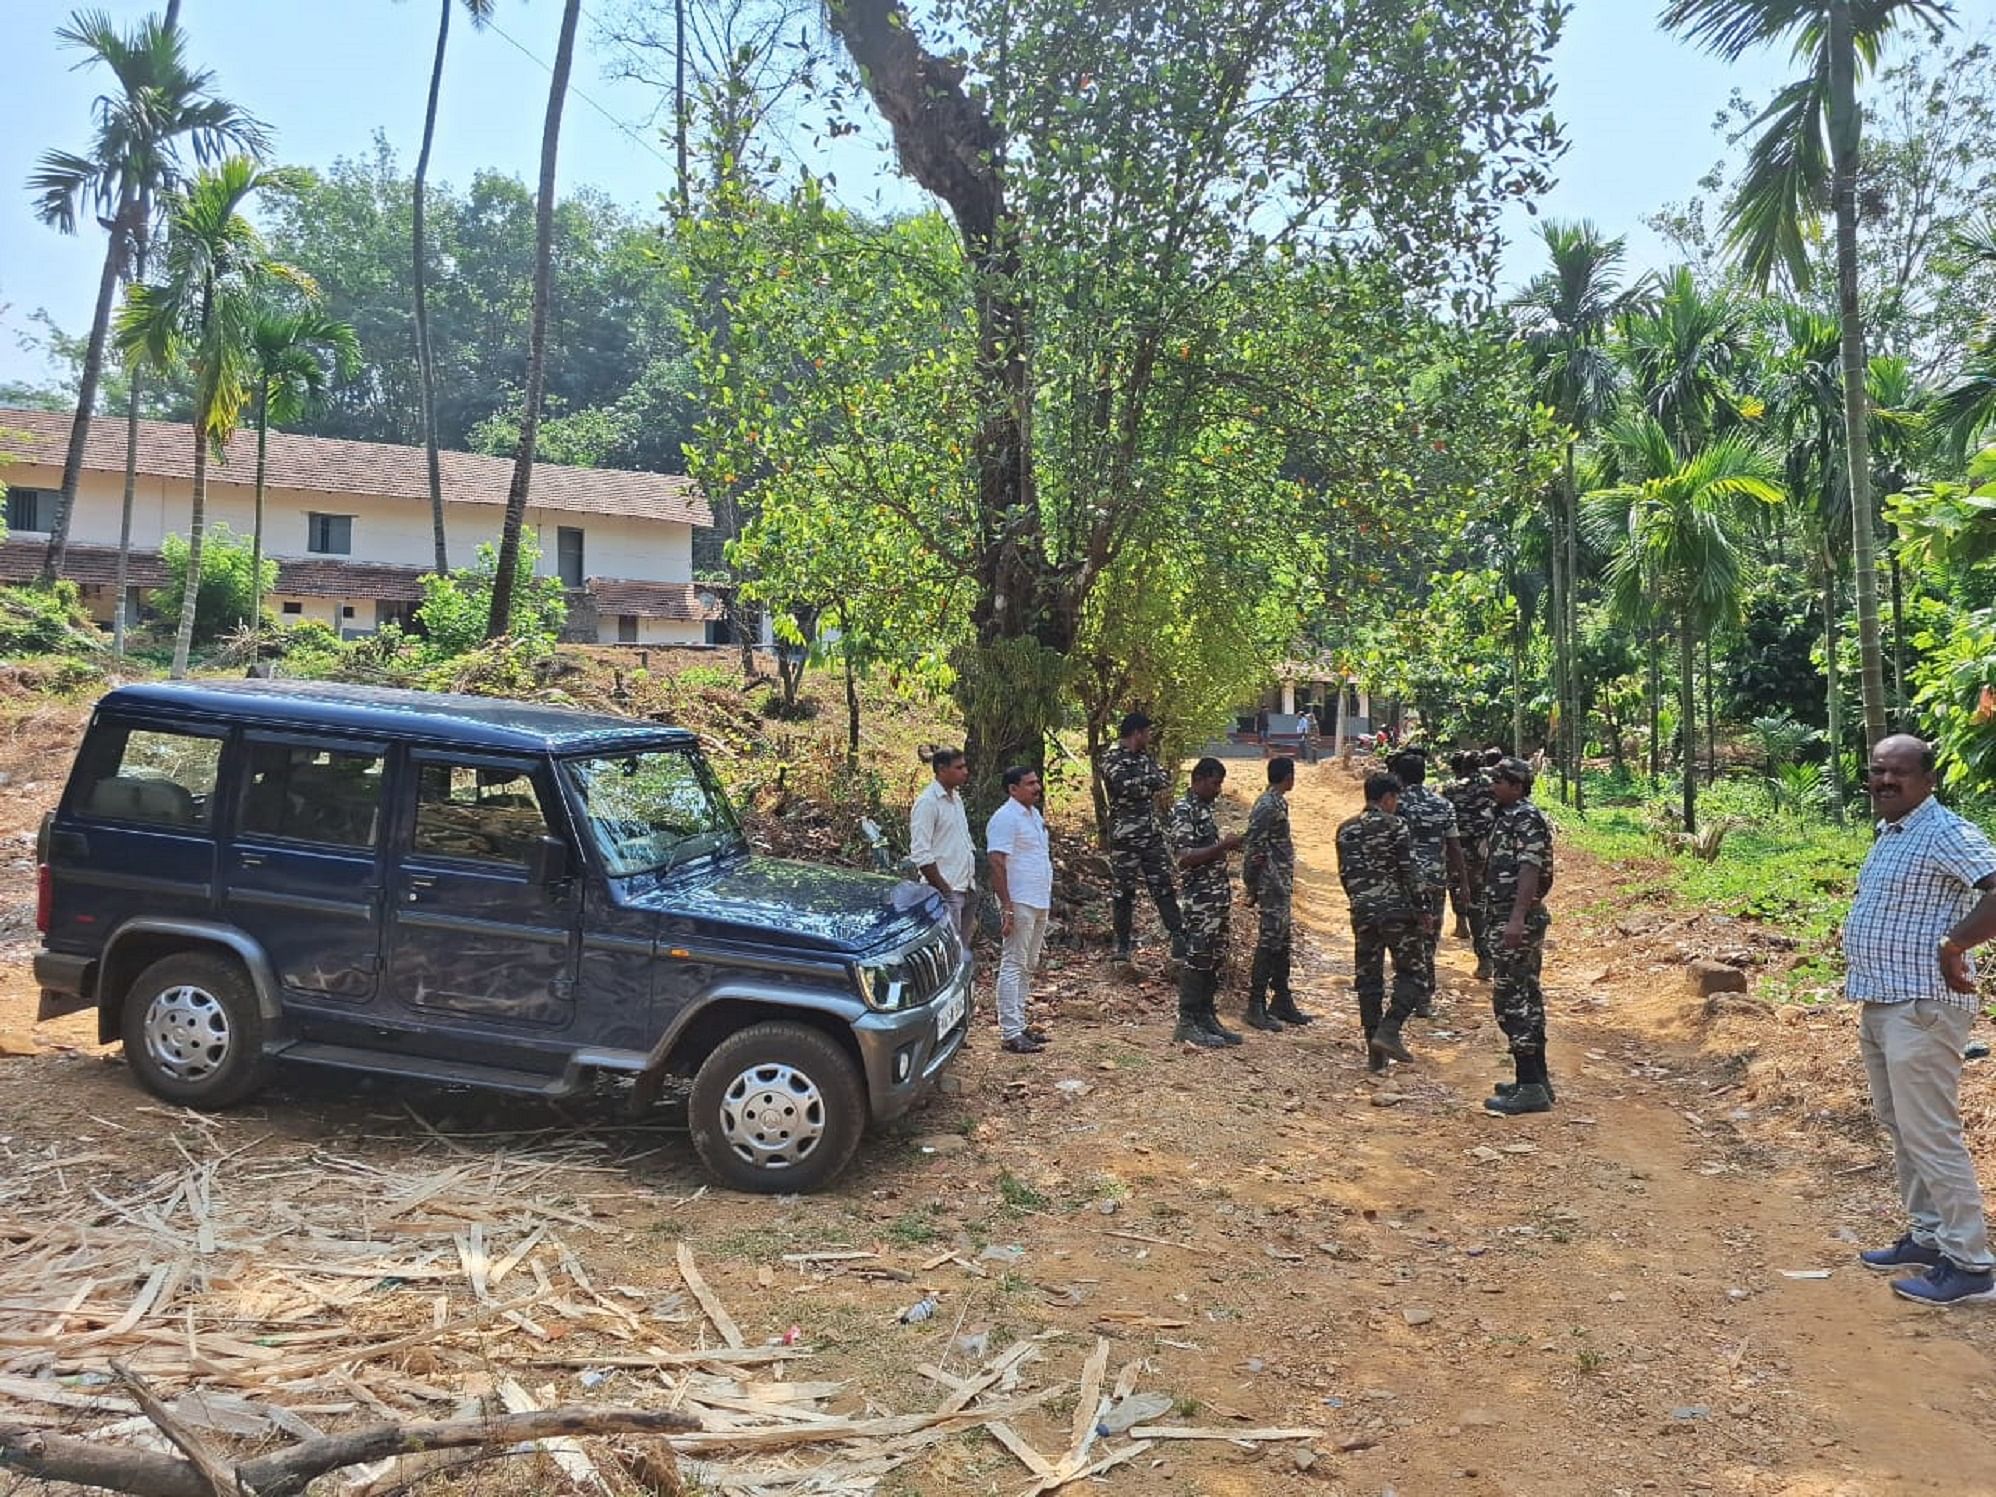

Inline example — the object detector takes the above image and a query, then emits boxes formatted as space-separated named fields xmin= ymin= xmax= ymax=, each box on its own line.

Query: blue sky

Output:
xmin=1 ymin=0 xmax=1987 ymax=389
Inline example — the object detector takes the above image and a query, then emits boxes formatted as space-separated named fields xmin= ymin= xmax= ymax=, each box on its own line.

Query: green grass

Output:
xmin=1550 ymin=772 xmax=1872 ymax=997
xmin=996 ymin=1170 xmax=1049 ymax=1212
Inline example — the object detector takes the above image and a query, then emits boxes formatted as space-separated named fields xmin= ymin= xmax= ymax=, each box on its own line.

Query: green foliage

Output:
xmin=152 ymin=526 xmax=276 ymax=646
xmin=416 ymin=540 xmax=566 ymax=658
xmin=0 ymin=582 xmax=105 ymax=658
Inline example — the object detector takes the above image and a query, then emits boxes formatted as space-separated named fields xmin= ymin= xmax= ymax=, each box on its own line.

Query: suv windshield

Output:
xmin=565 ymin=747 xmax=745 ymax=877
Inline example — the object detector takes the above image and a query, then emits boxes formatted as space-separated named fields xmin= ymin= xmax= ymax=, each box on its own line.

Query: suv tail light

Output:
xmin=35 ymin=864 xmax=50 ymax=936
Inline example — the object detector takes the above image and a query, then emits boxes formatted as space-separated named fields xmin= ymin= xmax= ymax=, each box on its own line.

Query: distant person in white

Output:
xmin=986 ymin=766 xmax=1055 ymax=1054
xmin=1846 ymin=734 xmax=1996 ymax=1306
xmin=910 ymin=747 xmax=976 ymax=961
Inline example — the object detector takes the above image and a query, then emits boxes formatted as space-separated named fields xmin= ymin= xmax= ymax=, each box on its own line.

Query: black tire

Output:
xmin=120 ymin=952 xmax=269 ymax=1110
xmin=688 ymin=1021 xmax=865 ymax=1194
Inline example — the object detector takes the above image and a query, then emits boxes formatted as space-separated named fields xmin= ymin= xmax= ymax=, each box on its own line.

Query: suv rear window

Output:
xmin=74 ymin=725 xmax=221 ymax=829
xmin=413 ymin=764 xmax=550 ymax=865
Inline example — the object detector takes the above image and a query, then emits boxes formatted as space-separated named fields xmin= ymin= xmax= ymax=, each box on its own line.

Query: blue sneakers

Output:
xmin=1890 ymin=1260 xmax=1996 ymax=1307
xmin=1859 ymin=1234 xmax=1945 ymax=1273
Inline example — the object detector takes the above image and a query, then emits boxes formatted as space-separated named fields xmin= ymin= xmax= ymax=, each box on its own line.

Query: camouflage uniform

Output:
xmin=1395 ymin=782 xmax=1459 ymax=999
xmin=1100 ymin=744 xmax=1185 ymax=957
xmin=1484 ymin=797 xmax=1555 ymax=1058
xmin=1168 ymin=791 xmax=1232 ymax=974
xmin=1442 ymin=768 xmax=1497 ymax=960
xmin=1335 ymin=806 xmax=1427 ymax=1053
xmin=1244 ymin=785 xmax=1312 ymax=1028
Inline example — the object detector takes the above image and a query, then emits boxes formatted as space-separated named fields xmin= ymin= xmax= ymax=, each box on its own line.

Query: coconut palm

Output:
xmin=1513 ymin=219 xmax=1651 ymax=809
xmin=1659 ymin=0 xmax=1957 ymax=753
xmin=244 ymin=306 xmax=362 ymax=646
xmin=410 ymin=0 xmax=497 ymax=577
xmin=486 ymin=0 xmax=585 ymax=641
xmin=26 ymin=8 xmax=265 ymax=581
xmin=116 ymin=158 xmax=311 ymax=678
xmin=1591 ymin=418 xmax=1784 ymax=833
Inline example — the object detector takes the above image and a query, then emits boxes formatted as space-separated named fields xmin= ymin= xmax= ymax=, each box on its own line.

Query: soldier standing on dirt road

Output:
xmin=1443 ymin=751 xmax=1498 ymax=979
xmin=1168 ymin=758 xmax=1245 ymax=1050
xmin=1482 ymin=756 xmax=1556 ymax=1116
xmin=1845 ymin=734 xmax=1996 ymax=1307
xmin=1335 ymin=772 xmax=1431 ymax=1072
xmin=1242 ymin=756 xmax=1314 ymax=1032
xmin=1387 ymin=748 xmax=1469 ymax=1019
xmin=1099 ymin=713 xmax=1189 ymax=966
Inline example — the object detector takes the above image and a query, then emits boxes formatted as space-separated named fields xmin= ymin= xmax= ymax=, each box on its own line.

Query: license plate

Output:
xmin=935 ymin=983 xmax=967 ymax=1037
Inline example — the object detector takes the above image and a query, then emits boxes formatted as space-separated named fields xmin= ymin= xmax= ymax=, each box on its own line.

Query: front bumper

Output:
xmin=855 ymin=950 xmax=970 ymax=1123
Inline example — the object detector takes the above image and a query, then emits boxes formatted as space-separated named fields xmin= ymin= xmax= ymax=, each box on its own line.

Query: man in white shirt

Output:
xmin=910 ymin=748 xmax=977 ymax=960
xmin=986 ymin=765 xmax=1055 ymax=1054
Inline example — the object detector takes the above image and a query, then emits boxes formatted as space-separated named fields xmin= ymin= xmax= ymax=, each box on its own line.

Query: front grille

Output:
xmin=904 ymin=928 xmax=956 ymax=1005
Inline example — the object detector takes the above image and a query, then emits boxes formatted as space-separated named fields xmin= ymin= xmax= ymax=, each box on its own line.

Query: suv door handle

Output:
xmin=239 ymin=852 xmax=266 ymax=868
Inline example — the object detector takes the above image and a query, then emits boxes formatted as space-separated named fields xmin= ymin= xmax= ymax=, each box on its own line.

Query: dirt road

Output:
xmin=0 ymin=758 xmax=1992 ymax=1495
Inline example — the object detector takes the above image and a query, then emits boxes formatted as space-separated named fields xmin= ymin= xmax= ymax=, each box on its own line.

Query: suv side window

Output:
xmin=240 ymin=741 xmax=385 ymax=848
xmin=412 ymin=763 xmax=550 ymax=865
xmin=74 ymin=724 xmax=222 ymax=829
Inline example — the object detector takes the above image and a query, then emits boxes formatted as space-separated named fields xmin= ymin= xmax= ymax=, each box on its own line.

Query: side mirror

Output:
xmin=527 ymin=834 xmax=572 ymax=887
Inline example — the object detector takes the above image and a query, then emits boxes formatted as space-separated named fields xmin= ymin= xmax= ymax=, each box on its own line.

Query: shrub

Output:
xmin=153 ymin=526 xmax=278 ymax=646
xmin=0 ymin=581 xmax=104 ymax=658
xmin=416 ymin=540 xmax=566 ymax=659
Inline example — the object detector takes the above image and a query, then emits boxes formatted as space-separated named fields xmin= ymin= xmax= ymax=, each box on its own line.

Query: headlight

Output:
xmin=855 ymin=960 xmax=912 ymax=1011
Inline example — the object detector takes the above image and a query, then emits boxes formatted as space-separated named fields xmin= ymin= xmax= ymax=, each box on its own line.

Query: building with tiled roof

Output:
xmin=0 ymin=408 xmax=726 ymax=645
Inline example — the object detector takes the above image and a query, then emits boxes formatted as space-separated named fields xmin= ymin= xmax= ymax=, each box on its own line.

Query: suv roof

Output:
xmin=98 ymin=679 xmax=694 ymax=755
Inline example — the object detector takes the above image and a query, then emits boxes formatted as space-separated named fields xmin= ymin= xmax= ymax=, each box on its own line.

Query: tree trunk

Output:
xmin=842 ymin=634 xmax=860 ymax=770
xmin=1829 ymin=0 xmax=1888 ymax=749
xmin=1823 ymin=552 xmax=1847 ymax=825
xmin=1564 ymin=443 xmax=1584 ymax=813
xmin=1679 ymin=618 xmax=1697 ymax=836
xmin=113 ymin=374 xmax=144 ymax=662
xmin=170 ymin=417 xmax=209 ymax=680
xmin=251 ymin=389 xmax=270 ymax=658
xmin=44 ymin=184 xmax=136 ymax=581
xmin=1546 ymin=493 xmax=1568 ymax=804
xmin=1704 ymin=633 xmax=1716 ymax=786
xmin=1646 ymin=622 xmax=1661 ymax=789
xmin=1510 ymin=613 xmax=1524 ymax=757
xmin=485 ymin=0 xmax=582 ymax=640
xmin=1890 ymin=547 xmax=1906 ymax=725
xmin=674 ymin=0 xmax=690 ymax=214
xmin=414 ymin=0 xmax=454 ymax=576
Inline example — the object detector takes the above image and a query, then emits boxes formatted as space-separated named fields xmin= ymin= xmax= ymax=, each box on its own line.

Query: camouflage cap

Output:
xmin=1493 ymin=755 xmax=1535 ymax=788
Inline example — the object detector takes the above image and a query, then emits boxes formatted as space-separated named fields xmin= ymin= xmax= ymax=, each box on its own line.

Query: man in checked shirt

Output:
xmin=1847 ymin=735 xmax=1996 ymax=1306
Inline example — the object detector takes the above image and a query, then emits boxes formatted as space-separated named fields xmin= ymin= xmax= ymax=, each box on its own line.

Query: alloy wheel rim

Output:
xmin=141 ymin=984 xmax=231 ymax=1083
xmin=718 ymin=1061 xmax=826 ymax=1170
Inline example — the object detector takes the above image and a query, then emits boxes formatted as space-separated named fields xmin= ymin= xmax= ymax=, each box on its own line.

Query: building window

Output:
xmin=617 ymin=614 xmax=638 ymax=643
xmin=307 ymin=513 xmax=353 ymax=555
xmin=5 ymin=488 xmax=53 ymax=534
xmin=281 ymin=601 xmax=303 ymax=616
xmin=557 ymin=526 xmax=584 ymax=587
xmin=341 ymin=605 xmax=356 ymax=619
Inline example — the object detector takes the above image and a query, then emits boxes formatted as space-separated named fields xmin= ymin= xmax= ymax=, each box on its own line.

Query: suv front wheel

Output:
xmin=689 ymin=1022 xmax=865 ymax=1194
xmin=121 ymin=952 xmax=270 ymax=1109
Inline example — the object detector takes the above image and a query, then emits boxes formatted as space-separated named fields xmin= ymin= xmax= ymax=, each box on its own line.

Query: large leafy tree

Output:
xmin=27 ymin=6 xmax=265 ymax=581
xmin=409 ymin=0 xmax=496 ymax=575
xmin=815 ymin=0 xmax=1564 ymax=789
xmin=1660 ymin=0 xmax=1958 ymax=753
xmin=116 ymin=158 xmax=310 ymax=678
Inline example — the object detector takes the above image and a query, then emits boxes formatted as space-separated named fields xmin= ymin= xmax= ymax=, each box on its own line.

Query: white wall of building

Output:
xmin=592 ymin=614 xmax=705 ymax=646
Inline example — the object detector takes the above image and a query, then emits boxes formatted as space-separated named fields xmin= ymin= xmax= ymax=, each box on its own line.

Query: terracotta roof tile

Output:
xmin=0 ymin=539 xmax=169 ymax=590
xmin=585 ymin=577 xmax=725 ymax=622
xmin=0 ymin=407 xmax=711 ymax=529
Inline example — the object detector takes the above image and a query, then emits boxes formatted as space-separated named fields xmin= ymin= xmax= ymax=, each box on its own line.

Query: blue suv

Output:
xmin=33 ymin=680 xmax=967 ymax=1192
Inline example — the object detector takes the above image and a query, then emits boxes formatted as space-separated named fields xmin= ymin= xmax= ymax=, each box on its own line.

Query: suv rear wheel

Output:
xmin=689 ymin=1022 xmax=864 ymax=1193
xmin=121 ymin=952 xmax=269 ymax=1109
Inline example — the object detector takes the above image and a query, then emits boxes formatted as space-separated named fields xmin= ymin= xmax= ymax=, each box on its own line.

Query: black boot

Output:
xmin=1267 ymin=946 xmax=1314 ymax=1025
xmin=1485 ymin=1051 xmax=1553 ymax=1114
xmin=1198 ymin=970 xmax=1243 ymax=1046
xmin=1173 ymin=968 xmax=1224 ymax=1047
xmin=1111 ymin=894 xmax=1135 ymax=963
xmin=1245 ymin=952 xmax=1284 ymax=1031
xmin=1369 ymin=1008 xmax=1414 ymax=1066
xmin=1493 ymin=1052 xmax=1558 ymax=1104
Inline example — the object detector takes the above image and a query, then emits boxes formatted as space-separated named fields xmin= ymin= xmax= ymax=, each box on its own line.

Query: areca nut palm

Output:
xmin=1592 ymin=417 xmax=1784 ymax=834
xmin=116 ymin=158 xmax=313 ymax=679
xmin=1513 ymin=218 xmax=1651 ymax=809
xmin=1932 ymin=211 xmax=1996 ymax=456
xmin=410 ymin=0 xmax=498 ymax=577
xmin=26 ymin=8 xmax=266 ymax=581
xmin=1660 ymin=0 xmax=1957 ymax=753
xmin=1618 ymin=266 xmax=1749 ymax=459
xmin=246 ymin=306 xmax=362 ymax=642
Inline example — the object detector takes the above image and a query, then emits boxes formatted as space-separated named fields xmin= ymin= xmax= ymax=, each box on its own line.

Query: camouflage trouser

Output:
xmin=1251 ymin=868 xmax=1293 ymax=955
xmin=1452 ymin=849 xmax=1490 ymax=958
xmin=1351 ymin=918 xmax=1424 ymax=1036
xmin=1182 ymin=897 xmax=1230 ymax=974
xmin=1417 ymin=887 xmax=1446 ymax=983
xmin=1490 ymin=903 xmax=1551 ymax=1056
xmin=1110 ymin=832 xmax=1177 ymax=903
